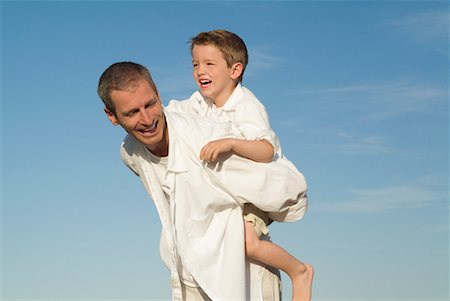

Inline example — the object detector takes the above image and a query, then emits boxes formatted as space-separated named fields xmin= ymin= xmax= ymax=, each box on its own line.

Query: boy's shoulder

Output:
xmin=231 ymin=85 xmax=268 ymax=113
xmin=239 ymin=85 xmax=262 ymax=103
xmin=222 ymin=84 xmax=265 ymax=111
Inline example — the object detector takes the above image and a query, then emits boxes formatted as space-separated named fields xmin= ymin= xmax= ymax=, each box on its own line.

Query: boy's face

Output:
xmin=192 ymin=44 xmax=241 ymax=107
xmin=105 ymin=79 xmax=168 ymax=156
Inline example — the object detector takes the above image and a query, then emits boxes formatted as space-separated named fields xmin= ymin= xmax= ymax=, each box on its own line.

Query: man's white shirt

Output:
xmin=120 ymin=109 xmax=307 ymax=300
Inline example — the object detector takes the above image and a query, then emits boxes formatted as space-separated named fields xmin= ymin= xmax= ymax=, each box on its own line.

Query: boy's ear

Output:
xmin=230 ymin=62 xmax=243 ymax=80
xmin=104 ymin=107 xmax=120 ymax=126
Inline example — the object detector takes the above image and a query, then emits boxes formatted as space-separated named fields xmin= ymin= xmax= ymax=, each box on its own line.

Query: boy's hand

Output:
xmin=200 ymin=138 xmax=237 ymax=162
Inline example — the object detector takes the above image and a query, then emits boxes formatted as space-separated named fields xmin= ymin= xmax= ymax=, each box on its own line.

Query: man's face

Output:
xmin=192 ymin=44 xmax=240 ymax=106
xmin=105 ymin=79 xmax=168 ymax=156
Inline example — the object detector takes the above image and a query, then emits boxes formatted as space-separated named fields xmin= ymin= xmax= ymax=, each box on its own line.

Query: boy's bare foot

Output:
xmin=291 ymin=263 xmax=314 ymax=301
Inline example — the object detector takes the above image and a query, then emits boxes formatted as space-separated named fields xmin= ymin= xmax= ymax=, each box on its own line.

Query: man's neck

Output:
xmin=147 ymin=121 xmax=169 ymax=157
xmin=147 ymin=146 xmax=168 ymax=158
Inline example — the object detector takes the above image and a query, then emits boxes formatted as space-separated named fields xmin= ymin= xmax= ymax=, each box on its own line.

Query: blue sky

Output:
xmin=1 ymin=1 xmax=448 ymax=300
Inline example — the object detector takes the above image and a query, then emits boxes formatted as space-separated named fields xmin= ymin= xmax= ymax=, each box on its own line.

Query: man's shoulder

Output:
xmin=119 ymin=135 xmax=145 ymax=175
xmin=121 ymin=134 xmax=137 ymax=149
xmin=120 ymin=134 xmax=146 ymax=158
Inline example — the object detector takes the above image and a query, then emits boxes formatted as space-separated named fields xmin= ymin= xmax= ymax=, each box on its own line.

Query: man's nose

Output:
xmin=139 ymin=108 xmax=152 ymax=125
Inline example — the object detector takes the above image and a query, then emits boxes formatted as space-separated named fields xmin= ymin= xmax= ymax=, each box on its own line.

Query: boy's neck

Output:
xmin=212 ymin=83 xmax=239 ymax=108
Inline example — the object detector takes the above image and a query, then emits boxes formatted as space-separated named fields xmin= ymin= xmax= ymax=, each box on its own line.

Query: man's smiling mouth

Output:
xmin=139 ymin=120 xmax=158 ymax=136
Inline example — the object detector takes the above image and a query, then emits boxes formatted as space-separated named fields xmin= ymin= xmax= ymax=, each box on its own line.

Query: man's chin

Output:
xmin=137 ymin=135 xmax=158 ymax=145
xmin=127 ymin=131 xmax=155 ymax=144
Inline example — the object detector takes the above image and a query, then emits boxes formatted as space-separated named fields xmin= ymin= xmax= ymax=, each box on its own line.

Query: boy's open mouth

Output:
xmin=200 ymin=79 xmax=212 ymax=88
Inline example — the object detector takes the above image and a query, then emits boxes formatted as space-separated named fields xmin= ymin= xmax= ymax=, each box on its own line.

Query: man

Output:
xmin=97 ymin=62 xmax=308 ymax=300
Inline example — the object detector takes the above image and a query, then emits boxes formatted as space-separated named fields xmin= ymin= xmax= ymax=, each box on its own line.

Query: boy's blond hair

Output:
xmin=190 ymin=29 xmax=248 ymax=83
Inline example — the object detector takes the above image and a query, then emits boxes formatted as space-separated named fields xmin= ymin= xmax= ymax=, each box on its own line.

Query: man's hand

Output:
xmin=200 ymin=138 xmax=237 ymax=162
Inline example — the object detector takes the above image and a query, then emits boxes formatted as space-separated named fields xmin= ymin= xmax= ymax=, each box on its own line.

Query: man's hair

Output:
xmin=190 ymin=29 xmax=248 ymax=83
xmin=97 ymin=62 xmax=158 ymax=116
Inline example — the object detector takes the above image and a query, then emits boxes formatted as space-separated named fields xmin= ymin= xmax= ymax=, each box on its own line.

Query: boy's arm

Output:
xmin=200 ymin=137 xmax=274 ymax=163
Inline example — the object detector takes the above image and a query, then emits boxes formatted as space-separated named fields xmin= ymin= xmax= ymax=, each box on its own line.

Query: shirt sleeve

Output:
xmin=166 ymin=99 xmax=192 ymax=114
xmin=203 ymin=153 xmax=308 ymax=222
xmin=233 ymin=95 xmax=282 ymax=156
xmin=166 ymin=91 xmax=202 ymax=115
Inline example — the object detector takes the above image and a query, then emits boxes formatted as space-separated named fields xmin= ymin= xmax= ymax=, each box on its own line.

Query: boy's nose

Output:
xmin=196 ymin=66 xmax=205 ymax=76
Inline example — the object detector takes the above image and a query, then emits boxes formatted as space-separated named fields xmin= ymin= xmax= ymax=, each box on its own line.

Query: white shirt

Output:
xmin=120 ymin=109 xmax=307 ymax=300
xmin=168 ymin=84 xmax=282 ymax=157
xmin=168 ymin=84 xmax=305 ymax=222
xmin=146 ymin=152 xmax=196 ymax=286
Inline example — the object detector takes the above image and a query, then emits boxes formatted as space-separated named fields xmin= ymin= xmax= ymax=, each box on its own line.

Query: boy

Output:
xmin=170 ymin=30 xmax=314 ymax=301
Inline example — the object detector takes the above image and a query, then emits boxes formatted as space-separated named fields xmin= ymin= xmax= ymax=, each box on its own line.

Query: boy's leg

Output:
xmin=243 ymin=204 xmax=314 ymax=301
xmin=243 ymin=203 xmax=271 ymax=263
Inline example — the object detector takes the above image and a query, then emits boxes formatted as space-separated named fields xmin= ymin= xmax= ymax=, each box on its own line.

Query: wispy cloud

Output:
xmin=297 ymin=79 xmax=447 ymax=119
xmin=315 ymin=176 xmax=448 ymax=213
xmin=278 ymin=78 xmax=446 ymax=155
xmin=155 ymin=67 xmax=196 ymax=101
xmin=349 ymin=81 xmax=445 ymax=119
xmin=381 ymin=10 xmax=449 ymax=43
xmin=246 ymin=48 xmax=284 ymax=73
xmin=423 ymin=223 xmax=450 ymax=234
xmin=380 ymin=9 xmax=449 ymax=55
xmin=311 ymin=241 xmax=448 ymax=255
xmin=301 ymin=130 xmax=393 ymax=155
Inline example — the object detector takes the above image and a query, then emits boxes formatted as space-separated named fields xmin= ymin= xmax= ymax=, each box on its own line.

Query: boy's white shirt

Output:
xmin=120 ymin=109 xmax=308 ymax=300
xmin=168 ymin=84 xmax=282 ymax=158
xmin=168 ymin=84 xmax=305 ymax=222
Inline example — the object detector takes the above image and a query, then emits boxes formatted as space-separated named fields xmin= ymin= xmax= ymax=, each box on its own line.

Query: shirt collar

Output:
xmin=193 ymin=83 xmax=244 ymax=112
xmin=222 ymin=83 xmax=244 ymax=111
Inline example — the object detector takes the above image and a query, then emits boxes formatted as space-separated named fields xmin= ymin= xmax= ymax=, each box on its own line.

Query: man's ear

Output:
xmin=230 ymin=62 xmax=243 ymax=80
xmin=104 ymin=107 xmax=120 ymax=126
